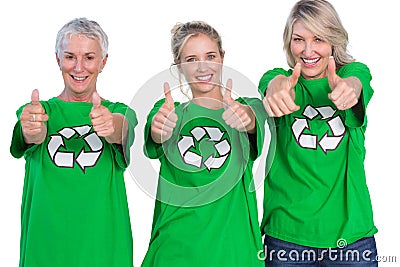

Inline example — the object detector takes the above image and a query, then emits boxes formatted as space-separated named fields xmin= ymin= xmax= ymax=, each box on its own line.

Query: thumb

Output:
xmin=327 ymin=56 xmax=338 ymax=89
xmin=164 ymin=82 xmax=174 ymax=107
xmin=288 ymin=63 xmax=301 ymax=89
xmin=223 ymin=79 xmax=234 ymax=106
xmin=31 ymin=89 xmax=40 ymax=105
xmin=92 ymin=92 xmax=102 ymax=109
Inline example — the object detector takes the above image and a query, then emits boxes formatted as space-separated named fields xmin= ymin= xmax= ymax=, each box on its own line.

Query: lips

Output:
xmin=71 ymin=75 xmax=88 ymax=81
xmin=196 ymin=74 xmax=212 ymax=82
xmin=302 ymin=57 xmax=320 ymax=65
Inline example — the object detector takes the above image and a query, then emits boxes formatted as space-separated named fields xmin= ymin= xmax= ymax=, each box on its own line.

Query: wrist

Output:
xmin=246 ymin=106 xmax=256 ymax=134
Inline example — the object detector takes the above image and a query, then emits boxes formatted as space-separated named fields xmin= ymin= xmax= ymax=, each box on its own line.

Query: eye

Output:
xmin=292 ymin=37 xmax=303 ymax=42
xmin=186 ymin=57 xmax=196 ymax=62
xmin=207 ymin=54 xmax=216 ymax=60
xmin=65 ymin=54 xmax=75 ymax=60
xmin=315 ymin=37 xmax=325 ymax=42
xmin=86 ymin=56 xmax=95 ymax=61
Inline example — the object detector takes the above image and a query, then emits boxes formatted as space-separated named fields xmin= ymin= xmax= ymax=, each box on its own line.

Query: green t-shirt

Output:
xmin=141 ymin=99 xmax=266 ymax=267
xmin=258 ymin=62 xmax=377 ymax=248
xmin=10 ymin=97 xmax=137 ymax=267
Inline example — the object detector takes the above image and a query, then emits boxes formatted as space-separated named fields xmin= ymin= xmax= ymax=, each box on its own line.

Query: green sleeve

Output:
xmin=258 ymin=68 xmax=291 ymax=97
xmin=143 ymin=99 xmax=168 ymax=159
xmin=237 ymin=97 xmax=267 ymax=161
xmin=10 ymin=121 xmax=32 ymax=158
xmin=143 ymin=99 xmax=181 ymax=159
xmin=103 ymin=101 xmax=138 ymax=168
xmin=258 ymin=68 xmax=292 ymax=128
xmin=338 ymin=62 xmax=374 ymax=128
xmin=10 ymin=103 xmax=41 ymax=159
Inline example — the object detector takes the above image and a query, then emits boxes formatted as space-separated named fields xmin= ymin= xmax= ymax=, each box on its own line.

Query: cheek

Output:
xmin=59 ymin=60 xmax=69 ymax=71
xmin=60 ymin=65 xmax=73 ymax=74
xmin=290 ymin=44 xmax=302 ymax=57
xmin=86 ymin=63 xmax=103 ymax=73
xmin=320 ymin=60 xmax=329 ymax=71
xmin=211 ymin=66 xmax=222 ymax=81
xmin=210 ymin=61 xmax=222 ymax=71
xmin=179 ymin=69 xmax=191 ymax=82
xmin=324 ymin=47 xmax=333 ymax=57
xmin=181 ymin=65 xmax=196 ymax=78
xmin=317 ymin=43 xmax=333 ymax=57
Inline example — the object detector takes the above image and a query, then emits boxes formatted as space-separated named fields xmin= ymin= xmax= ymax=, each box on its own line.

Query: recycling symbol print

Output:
xmin=47 ymin=125 xmax=104 ymax=171
xmin=177 ymin=126 xmax=231 ymax=171
xmin=291 ymin=105 xmax=346 ymax=153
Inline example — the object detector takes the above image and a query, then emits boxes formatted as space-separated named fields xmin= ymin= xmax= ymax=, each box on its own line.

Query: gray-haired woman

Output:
xmin=11 ymin=18 xmax=137 ymax=267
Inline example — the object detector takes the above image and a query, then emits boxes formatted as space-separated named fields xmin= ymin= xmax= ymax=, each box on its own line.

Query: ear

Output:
xmin=175 ymin=59 xmax=183 ymax=73
xmin=100 ymin=54 xmax=108 ymax=72
xmin=220 ymin=50 xmax=225 ymax=64
xmin=55 ymin=52 xmax=61 ymax=69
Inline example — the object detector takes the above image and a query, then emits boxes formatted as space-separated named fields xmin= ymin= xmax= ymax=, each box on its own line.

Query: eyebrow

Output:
xmin=184 ymin=51 xmax=217 ymax=59
xmin=292 ymin=33 xmax=303 ymax=37
xmin=292 ymin=33 xmax=322 ymax=39
xmin=63 ymin=51 xmax=97 ymax=55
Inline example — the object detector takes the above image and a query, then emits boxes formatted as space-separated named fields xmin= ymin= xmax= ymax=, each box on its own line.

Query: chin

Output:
xmin=198 ymin=84 xmax=219 ymax=93
xmin=302 ymin=70 xmax=324 ymax=80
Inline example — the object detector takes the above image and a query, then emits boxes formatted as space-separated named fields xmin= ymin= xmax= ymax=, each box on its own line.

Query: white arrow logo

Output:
xmin=203 ymin=127 xmax=224 ymax=141
xmin=291 ymin=105 xmax=345 ymax=153
xmin=319 ymin=134 xmax=343 ymax=153
xmin=47 ymin=125 xmax=104 ymax=171
xmin=292 ymin=118 xmax=318 ymax=149
xmin=178 ymin=136 xmax=195 ymax=157
xmin=204 ymin=154 xmax=229 ymax=171
xmin=48 ymin=135 xmax=64 ymax=159
xmin=76 ymin=149 xmax=102 ymax=170
xmin=177 ymin=126 xmax=231 ymax=171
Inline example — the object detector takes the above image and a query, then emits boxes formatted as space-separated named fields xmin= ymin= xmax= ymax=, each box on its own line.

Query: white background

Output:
xmin=1 ymin=0 xmax=399 ymax=266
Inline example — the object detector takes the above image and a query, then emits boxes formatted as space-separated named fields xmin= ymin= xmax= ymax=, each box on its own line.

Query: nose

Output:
xmin=197 ymin=61 xmax=208 ymax=72
xmin=74 ymin=58 xmax=84 ymax=72
xmin=304 ymin=41 xmax=314 ymax=57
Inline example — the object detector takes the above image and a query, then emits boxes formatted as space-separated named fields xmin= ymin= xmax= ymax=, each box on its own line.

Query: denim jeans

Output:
xmin=263 ymin=235 xmax=378 ymax=266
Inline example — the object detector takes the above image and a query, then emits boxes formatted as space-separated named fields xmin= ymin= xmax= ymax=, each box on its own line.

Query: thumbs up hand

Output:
xmin=262 ymin=63 xmax=301 ymax=117
xmin=327 ymin=56 xmax=362 ymax=110
xmin=20 ymin=89 xmax=48 ymax=144
xmin=90 ymin=92 xmax=116 ymax=139
xmin=222 ymin=79 xmax=256 ymax=133
xmin=151 ymin=82 xmax=178 ymax=143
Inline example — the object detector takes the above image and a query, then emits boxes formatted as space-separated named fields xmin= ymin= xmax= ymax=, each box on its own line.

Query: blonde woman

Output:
xmin=142 ymin=21 xmax=265 ymax=266
xmin=259 ymin=0 xmax=378 ymax=265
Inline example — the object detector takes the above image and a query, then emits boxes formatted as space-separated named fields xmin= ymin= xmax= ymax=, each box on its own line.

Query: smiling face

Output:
xmin=290 ymin=20 xmax=333 ymax=80
xmin=57 ymin=34 xmax=107 ymax=101
xmin=178 ymin=33 xmax=224 ymax=100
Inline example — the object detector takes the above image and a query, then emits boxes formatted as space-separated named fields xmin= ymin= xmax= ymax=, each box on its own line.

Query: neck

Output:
xmin=57 ymin=89 xmax=95 ymax=102
xmin=192 ymin=92 xmax=223 ymax=110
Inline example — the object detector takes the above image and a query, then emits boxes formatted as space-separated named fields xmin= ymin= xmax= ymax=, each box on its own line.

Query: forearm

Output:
xmin=345 ymin=76 xmax=362 ymax=100
xmin=246 ymin=106 xmax=256 ymax=134
xmin=105 ymin=113 xmax=127 ymax=144
xmin=345 ymin=76 xmax=364 ymax=120
xmin=22 ymin=125 xmax=47 ymax=145
xmin=150 ymin=129 xmax=163 ymax=144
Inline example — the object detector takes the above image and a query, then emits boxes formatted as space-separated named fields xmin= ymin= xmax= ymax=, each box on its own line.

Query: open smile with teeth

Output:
xmin=71 ymin=75 xmax=88 ymax=81
xmin=302 ymin=57 xmax=320 ymax=65
xmin=196 ymin=74 xmax=212 ymax=81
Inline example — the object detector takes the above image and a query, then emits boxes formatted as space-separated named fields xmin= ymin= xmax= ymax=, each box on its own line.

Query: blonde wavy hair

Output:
xmin=283 ymin=0 xmax=354 ymax=69
xmin=170 ymin=21 xmax=224 ymax=99
xmin=171 ymin=21 xmax=224 ymax=63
